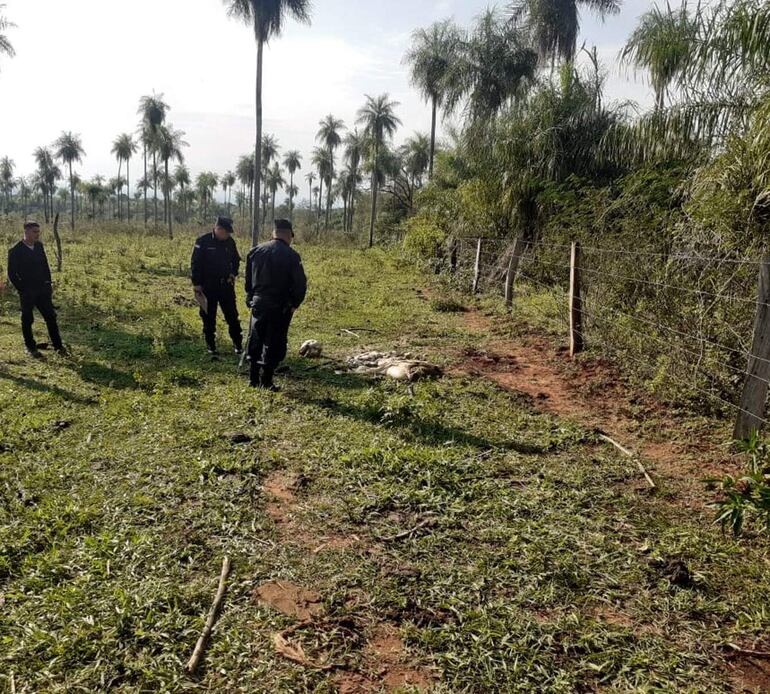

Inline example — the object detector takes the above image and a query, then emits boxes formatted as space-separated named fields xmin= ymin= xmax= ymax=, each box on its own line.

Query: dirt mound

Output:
xmin=253 ymin=581 xmax=325 ymax=621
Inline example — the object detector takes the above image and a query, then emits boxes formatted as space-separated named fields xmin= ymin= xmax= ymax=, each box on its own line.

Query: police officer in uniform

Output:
xmin=245 ymin=219 xmax=307 ymax=390
xmin=190 ymin=217 xmax=243 ymax=355
xmin=7 ymin=220 xmax=66 ymax=357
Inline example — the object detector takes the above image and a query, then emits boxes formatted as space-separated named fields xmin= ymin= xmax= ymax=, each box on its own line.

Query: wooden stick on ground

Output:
xmin=381 ymin=517 xmax=437 ymax=542
xmin=186 ymin=556 xmax=232 ymax=675
xmin=10 ymin=672 xmax=16 ymax=694
xmin=728 ymin=643 xmax=770 ymax=658
xmin=340 ymin=329 xmax=362 ymax=339
xmin=598 ymin=434 xmax=656 ymax=489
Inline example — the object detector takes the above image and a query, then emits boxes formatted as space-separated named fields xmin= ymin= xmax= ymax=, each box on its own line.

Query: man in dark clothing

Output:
xmin=191 ymin=217 xmax=243 ymax=355
xmin=7 ymin=221 xmax=65 ymax=357
xmin=245 ymin=219 xmax=307 ymax=390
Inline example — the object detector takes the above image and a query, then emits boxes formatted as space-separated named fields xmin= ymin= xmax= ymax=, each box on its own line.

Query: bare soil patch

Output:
xmin=262 ymin=470 xmax=359 ymax=552
xmin=455 ymin=309 xmax=743 ymax=503
xmin=729 ymin=655 xmax=770 ymax=692
xmin=333 ymin=622 xmax=438 ymax=693
xmin=253 ymin=580 xmax=325 ymax=621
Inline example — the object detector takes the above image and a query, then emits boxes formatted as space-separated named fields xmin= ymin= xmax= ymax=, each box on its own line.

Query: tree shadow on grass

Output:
xmin=288 ymin=379 xmax=548 ymax=455
xmin=0 ymin=367 xmax=97 ymax=405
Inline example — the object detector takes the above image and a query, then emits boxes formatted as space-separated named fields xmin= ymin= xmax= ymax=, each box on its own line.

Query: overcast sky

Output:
xmin=0 ymin=0 xmax=655 ymax=200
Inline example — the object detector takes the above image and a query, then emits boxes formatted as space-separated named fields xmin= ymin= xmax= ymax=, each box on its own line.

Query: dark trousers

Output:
xmin=20 ymin=289 xmax=63 ymax=351
xmin=200 ymin=285 xmax=242 ymax=349
xmin=248 ymin=304 xmax=293 ymax=370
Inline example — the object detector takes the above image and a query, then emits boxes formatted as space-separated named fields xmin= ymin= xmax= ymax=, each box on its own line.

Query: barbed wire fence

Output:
xmin=437 ymin=236 xmax=770 ymax=439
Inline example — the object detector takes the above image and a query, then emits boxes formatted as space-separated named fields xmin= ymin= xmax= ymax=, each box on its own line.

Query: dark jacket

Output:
xmin=191 ymin=232 xmax=241 ymax=289
xmin=245 ymin=239 xmax=307 ymax=310
xmin=7 ymin=241 xmax=53 ymax=295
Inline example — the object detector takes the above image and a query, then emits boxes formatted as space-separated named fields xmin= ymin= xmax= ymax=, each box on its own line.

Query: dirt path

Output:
xmin=257 ymin=470 xmax=437 ymax=692
xmin=455 ymin=308 xmax=743 ymax=504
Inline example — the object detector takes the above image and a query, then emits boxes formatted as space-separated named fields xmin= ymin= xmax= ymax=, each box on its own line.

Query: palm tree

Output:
xmin=620 ymin=2 xmax=698 ymax=114
xmin=343 ymin=129 xmax=365 ymax=233
xmin=311 ymin=147 xmax=332 ymax=231
xmin=305 ymin=171 xmax=316 ymax=215
xmin=261 ymin=133 xmax=280 ymax=169
xmin=196 ymin=172 xmax=219 ymax=222
xmin=404 ymin=20 xmax=462 ymax=178
xmin=403 ymin=133 xmax=431 ymax=188
xmin=285 ymin=183 xmax=299 ymax=213
xmin=174 ymin=164 xmax=191 ymax=221
xmin=54 ymin=131 xmax=85 ymax=230
xmin=356 ymin=94 xmax=402 ymax=248
xmin=283 ymin=150 xmax=302 ymax=221
xmin=0 ymin=156 xmax=14 ymax=212
xmin=0 ymin=4 xmax=15 ymax=65
xmin=138 ymin=93 xmax=169 ymax=228
xmin=155 ymin=125 xmax=188 ymax=238
xmin=237 ymin=154 xmax=256 ymax=221
xmin=17 ymin=176 xmax=30 ymax=219
xmin=449 ymin=10 xmax=538 ymax=125
xmin=34 ymin=147 xmax=60 ymax=223
xmin=316 ymin=115 xmax=345 ymax=229
xmin=312 ymin=186 xmax=321 ymax=219
xmin=510 ymin=0 xmax=620 ymax=66
xmin=222 ymin=171 xmax=236 ymax=213
xmin=223 ymin=0 xmax=312 ymax=246
xmin=266 ymin=163 xmax=286 ymax=224
xmin=111 ymin=134 xmax=137 ymax=222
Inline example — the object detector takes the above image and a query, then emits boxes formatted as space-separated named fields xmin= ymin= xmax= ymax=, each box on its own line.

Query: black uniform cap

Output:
xmin=215 ymin=216 xmax=234 ymax=233
xmin=24 ymin=220 xmax=41 ymax=230
xmin=274 ymin=218 xmax=294 ymax=236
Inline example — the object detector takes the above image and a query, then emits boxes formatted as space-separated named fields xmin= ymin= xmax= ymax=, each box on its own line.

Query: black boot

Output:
xmin=260 ymin=368 xmax=280 ymax=392
xmin=250 ymin=360 xmax=262 ymax=388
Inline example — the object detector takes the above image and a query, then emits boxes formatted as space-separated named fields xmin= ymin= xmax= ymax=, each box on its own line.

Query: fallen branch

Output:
xmin=381 ymin=517 xmax=437 ymax=543
xmin=727 ymin=643 xmax=770 ymax=658
xmin=10 ymin=672 xmax=15 ymax=694
xmin=186 ymin=556 xmax=231 ymax=675
xmin=340 ymin=329 xmax=362 ymax=339
xmin=598 ymin=433 xmax=656 ymax=489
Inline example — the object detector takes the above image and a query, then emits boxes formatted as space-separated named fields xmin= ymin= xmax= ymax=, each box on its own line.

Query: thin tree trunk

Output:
xmin=326 ymin=150 xmax=333 ymax=230
xmin=368 ymin=141 xmax=378 ymax=248
xmin=429 ymin=96 xmax=437 ymax=179
xmin=153 ymin=150 xmax=158 ymax=228
xmin=143 ymin=144 xmax=148 ymax=227
xmin=69 ymin=162 xmax=75 ymax=231
xmin=253 ymin=35 xmax=264 ymax=248
xmin=126 ymin=158 xmax=131 ymax=223
xmin=166 ymin=160 xmax=173 ymax=239
xmin=318 ymin=177 xmax=323 ymax=230
xmin=289 ymin=172 xmax=294 ymax=222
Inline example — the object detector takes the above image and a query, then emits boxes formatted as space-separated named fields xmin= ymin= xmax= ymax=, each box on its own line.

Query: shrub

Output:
xmin=709 ymin=432 xmax=770 ymax=537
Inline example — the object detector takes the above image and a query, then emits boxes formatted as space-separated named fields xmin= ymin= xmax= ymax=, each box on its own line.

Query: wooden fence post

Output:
xmin=504 ymin=236 xmax=527 ymax=310
xmin=472 ymin=238 xmax=482 ymax=294
xmin=734 ymin=256 xmax=770 ymax=439
xmin=569 ymin=241 xmax=583 ymax=357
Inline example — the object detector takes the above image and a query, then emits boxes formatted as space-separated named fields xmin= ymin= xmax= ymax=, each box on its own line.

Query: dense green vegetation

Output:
xmin=401 ymin=1 xmax=770 ymax=418
xmin=0 ymin=226 xmax=768 ymax=691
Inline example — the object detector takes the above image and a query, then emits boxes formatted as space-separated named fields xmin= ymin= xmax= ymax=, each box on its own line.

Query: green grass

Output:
xmin=1 ymin=226 xmax=769 ymax=692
